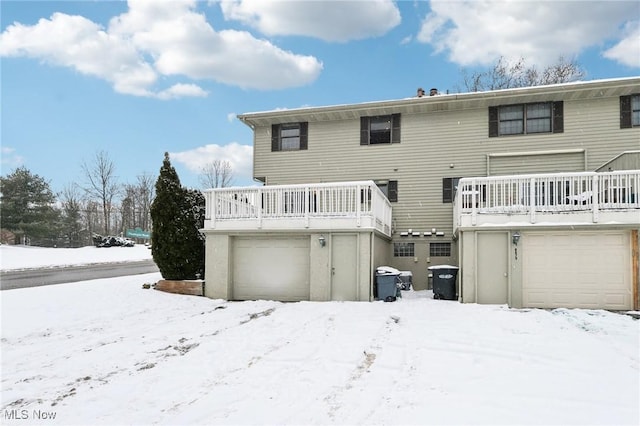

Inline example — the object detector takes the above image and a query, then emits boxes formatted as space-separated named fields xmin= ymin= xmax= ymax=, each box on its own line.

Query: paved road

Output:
xmin=0 ymin=259 xmax=159 ymax=290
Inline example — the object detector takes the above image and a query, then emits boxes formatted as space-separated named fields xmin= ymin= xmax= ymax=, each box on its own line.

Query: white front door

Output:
xmin=477 ymin=232 xmax=509 ymax=304
xmin=331 ymin=234 xmax=358 ymax=301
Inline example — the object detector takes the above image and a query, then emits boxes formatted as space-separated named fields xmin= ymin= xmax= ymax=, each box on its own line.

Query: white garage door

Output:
xmin=232 ymin=237 xmax=310 ymax=301
xmin=522 ymin=231 xmax=632 ymax=310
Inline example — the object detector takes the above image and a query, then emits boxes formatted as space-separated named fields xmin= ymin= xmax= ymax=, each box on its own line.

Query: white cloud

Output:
xmin=417 ymin=1 xmax=640 ymax=68
xmin=0 ymin=0 xmax=323 ymax=98
xmin=170 ymin=143 xmax=253 ymax=185
xmin=220 ymin=0 xmax=401 ymax=42
xmin=0 ymin=12 xmax=159 ymax=97
xmin=603 ymin=21 xmax=640 ymax=68
xmin=0 ymin=147 xmax=25 ymax=169
xmin=227 ymin=113 xmax=237 ymax=122
xmin=156 ymin=84 xmax=209 ymax=100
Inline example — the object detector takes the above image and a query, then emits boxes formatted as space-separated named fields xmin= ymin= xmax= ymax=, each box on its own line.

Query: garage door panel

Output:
xmin=523 ymin=231 xmax=631 ymax=310
xmin=233 ymin=237 xmax=310 ymax=302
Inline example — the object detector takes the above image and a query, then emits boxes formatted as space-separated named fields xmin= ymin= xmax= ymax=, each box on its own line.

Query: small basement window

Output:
xmin=394 ymin=242 xmax=414 ymax=257
xmin=430 ymin=242 xmax=451 ymax=257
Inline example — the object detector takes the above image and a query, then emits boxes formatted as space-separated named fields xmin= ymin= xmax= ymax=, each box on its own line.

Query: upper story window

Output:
xmin=362 ymin=180 xmax=398 ymax=204
xmin=489 ymin=102 xmax=563 ymax=137
xmin=620 ymin=94 xmax=640 ymax=128
xmin=271 ymin=122 xmax=308 ymax=152
xmin=361 ymin=114 xmax=401 ymax=145
xmin=442 ymin=177 xmax=461 ymax=203
xmin=376 ymin=180 xmax=398 ymax=202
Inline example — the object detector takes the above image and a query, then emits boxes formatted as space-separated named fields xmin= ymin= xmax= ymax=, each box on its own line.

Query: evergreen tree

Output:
xmin=150 ymin=153 xmax=205 ymax=280
xmin=0 ymin=167 xmax=60 ymax=246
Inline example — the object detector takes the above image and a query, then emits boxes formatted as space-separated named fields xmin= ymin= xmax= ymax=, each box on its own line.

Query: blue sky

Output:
xmin=1 ymin=0 xmax=639 ymax=193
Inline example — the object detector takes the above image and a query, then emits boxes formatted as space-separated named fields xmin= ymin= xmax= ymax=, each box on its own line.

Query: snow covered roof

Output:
xmin=237 ymin=76 xmax=640 ymax=128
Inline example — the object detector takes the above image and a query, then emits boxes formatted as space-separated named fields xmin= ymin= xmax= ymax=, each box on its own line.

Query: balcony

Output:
xmin=454 ymin=170 xmax=640 ymax=231
xmin=204 ymin=181 xmax=393 ymax=237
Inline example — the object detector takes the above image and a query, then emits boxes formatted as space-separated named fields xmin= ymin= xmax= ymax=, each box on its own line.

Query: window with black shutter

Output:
xmin=489 ymin=102 xmax=563 ymax=137
xmin=620 ymin=95 xmax=640 ymax=128
xmin=360 ymin=114 xmax=401 ymax=144
xmin=374 ymin=180 xmax=398 ymax=202
xmin=271 ymin=122 xmax=308 ymax=151
xmin=442 ymin=177 xmax=461 ymax=203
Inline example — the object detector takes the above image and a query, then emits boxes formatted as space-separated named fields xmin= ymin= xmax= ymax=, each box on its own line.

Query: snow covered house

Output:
xmin=202 ymin=77 xmax=640 ymax=310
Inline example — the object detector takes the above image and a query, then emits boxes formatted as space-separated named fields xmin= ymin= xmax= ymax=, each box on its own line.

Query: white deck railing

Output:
xmin=454 ymin=170 xmax=640 ymax=228
xmin=204 ymin=181 xmax=393 ymax=236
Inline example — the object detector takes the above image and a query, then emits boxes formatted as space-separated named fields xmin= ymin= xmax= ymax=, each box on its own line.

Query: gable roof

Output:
xmin=238 ymin=76 xmax=640 ymax=127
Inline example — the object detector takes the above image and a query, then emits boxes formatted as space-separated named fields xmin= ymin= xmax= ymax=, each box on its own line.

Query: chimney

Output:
xmin=417 ymin=88 xmax=425 ymax=98
xmin=429 ymin=88 xmax=438 ymax=96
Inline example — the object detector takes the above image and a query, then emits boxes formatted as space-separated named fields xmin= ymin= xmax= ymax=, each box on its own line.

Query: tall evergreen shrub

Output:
xmin=150 ymin=153 xmax=205 ymax=280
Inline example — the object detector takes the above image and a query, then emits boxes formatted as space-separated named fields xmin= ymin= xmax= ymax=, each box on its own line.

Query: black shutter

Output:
xmin=271 ymin=124 xmax=280 ymax=152
xmin=391 ymin=114 xmax=401 ymax=143
xmin=360 ymin=116 xmax=369 ymax=145
xmin=488 ymin=107 xmax=499 ymax=137
xmin=442 ymin=178 xmax=452 ymax=203
xmin=620 ymin=95 xmax=632 ymax=128
xmin=552 ymin=101 xmax=564 ymax=133
xmin=388 ymin=180 xmax=398 ymax=202
xmin=299 ymin=122 xmax=308 ymax=150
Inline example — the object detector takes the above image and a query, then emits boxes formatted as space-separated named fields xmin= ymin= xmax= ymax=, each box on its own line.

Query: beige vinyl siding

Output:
xmin=253 ymin=95 xmax=638 ymax=236
xmin=251 ymin=87 xmax=640 ymax=286
xmin=488 ymin=151 xmax=586 ymax=175
xmin=564 ymin=97 xmax=639 ymax=170
xmin=596 ymin=151 xmax=640 ymax=172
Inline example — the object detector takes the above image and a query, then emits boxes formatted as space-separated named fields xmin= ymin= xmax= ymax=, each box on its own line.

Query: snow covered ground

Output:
xmin=1 ymin=248 xmax=638 ymax=425
xmin=0 ymin=244 xmax=152 ymax=271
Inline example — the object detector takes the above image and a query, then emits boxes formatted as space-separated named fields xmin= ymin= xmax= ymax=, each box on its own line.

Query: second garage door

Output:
xmin=232 ymin=236 xmax=310 ymax=301
xmin=522 ymin=231 xmax=632 ymax=310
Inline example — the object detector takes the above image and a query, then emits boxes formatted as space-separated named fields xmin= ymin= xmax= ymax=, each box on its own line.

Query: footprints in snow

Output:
xmin=325 ymin=315 xmax=400 ymax=418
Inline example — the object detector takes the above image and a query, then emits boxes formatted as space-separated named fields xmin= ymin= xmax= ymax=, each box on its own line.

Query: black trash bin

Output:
xmin=428 ymin=265 xmax=459 ymax=300
xmin=375 ymin=267 xmax=401 ymax=301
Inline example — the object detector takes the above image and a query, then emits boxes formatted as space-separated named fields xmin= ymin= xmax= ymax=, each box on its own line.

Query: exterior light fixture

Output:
xmin=512 ymin=231 xmax=521 ymax=245
xmin=319 ymin=235 xmax=326 ymax=247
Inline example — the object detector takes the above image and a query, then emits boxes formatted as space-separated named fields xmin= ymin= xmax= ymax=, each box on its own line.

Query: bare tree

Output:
xmin=199 ymin=159 xmax=234 ymax=189
xmin=538 ymin=57 xmax=584 ymax=85
xmin=59 ymin=183 xmax=85 ymax=247
xmin=118 ymin=173 xmax=154 ymax=240
xmin=135 ymin=173 xmax=154 ymax=232
xmin=81 ymin=150 xmax=120 ymax=235
xmin=460 ymin=56 xmax=584 ymax=92
xmin=120 ymin=184 xmax=136 ymax=236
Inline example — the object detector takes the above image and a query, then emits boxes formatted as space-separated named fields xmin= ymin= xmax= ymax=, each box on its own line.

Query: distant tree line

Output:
xmin=0 ymin=150 xmax=233 ymax=248
xmin=459 ymin=56 xmax=584 ymax=92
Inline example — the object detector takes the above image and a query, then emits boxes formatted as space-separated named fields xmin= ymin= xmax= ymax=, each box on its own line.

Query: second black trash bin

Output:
xmin=428 ymin=265 xmax=459 ymax=300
